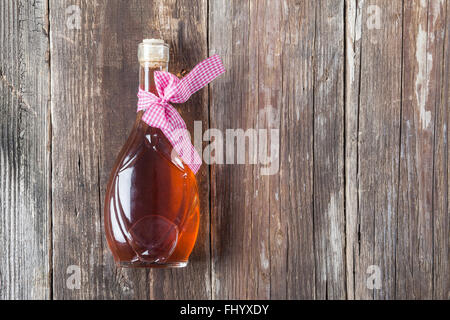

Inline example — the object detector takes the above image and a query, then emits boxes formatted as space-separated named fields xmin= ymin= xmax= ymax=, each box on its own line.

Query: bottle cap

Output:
xmin=138 ymin=38 xmax=169 ymax=63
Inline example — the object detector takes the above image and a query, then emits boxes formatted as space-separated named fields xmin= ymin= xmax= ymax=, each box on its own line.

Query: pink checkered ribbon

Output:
xmin=137 ymin=54 xmax=225 ymax=174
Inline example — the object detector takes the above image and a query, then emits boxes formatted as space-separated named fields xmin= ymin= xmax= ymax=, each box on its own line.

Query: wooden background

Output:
xmin=1 ymin=0 xmax=449 ymax=299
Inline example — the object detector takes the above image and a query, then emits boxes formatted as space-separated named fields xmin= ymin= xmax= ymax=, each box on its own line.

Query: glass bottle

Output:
xmin=104 ymin=39 xmax=200 ymax=268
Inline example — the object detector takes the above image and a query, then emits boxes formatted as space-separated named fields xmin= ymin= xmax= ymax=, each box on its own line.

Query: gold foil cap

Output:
xmin=138 ymin=38 xmax=169 ymax=64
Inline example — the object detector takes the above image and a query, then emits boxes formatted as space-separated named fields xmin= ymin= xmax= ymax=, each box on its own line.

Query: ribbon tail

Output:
xmin=162 ymin=127 xmax=202 ymax=174
xmin=137 ymin=55 xmax=226 ymax=174
xmin=169 ymin=55 xmax=226 ymax=103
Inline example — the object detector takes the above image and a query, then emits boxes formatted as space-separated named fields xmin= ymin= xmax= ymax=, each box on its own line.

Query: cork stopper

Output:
xmin=138 ymin=38 xmax=169 ymax=65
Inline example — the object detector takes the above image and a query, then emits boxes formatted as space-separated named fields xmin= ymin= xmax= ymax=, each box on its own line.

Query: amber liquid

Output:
xmin=104 ymin=64 xmax=200 ymax=268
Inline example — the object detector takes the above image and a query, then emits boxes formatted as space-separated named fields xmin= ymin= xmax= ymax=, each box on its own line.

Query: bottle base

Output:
xmin=117 ymin=260 xmax=188 ymax=268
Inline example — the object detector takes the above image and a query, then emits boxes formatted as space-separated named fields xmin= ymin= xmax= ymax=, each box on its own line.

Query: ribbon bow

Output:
xmin=137 ymin=54 xmax=225 ymax=174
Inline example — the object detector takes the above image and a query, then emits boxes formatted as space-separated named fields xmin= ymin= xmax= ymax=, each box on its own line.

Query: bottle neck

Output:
xmin=139 ymin=61 xmax=169 ymax=94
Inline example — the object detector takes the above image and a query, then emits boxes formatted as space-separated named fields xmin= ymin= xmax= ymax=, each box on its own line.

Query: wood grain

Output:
xmin=347 ymin=0 xmax=404 ymax=299
xmin=209 ymin=0 xmax=345 ymax=299
xmin=0 ymin=0 xmax=50 ymax=299
xmin=209 ymin=0 xmax=262 ymax=299
xmin=397 ymin=0 xmax=448 ymax=299
xmin=433 ymin=0 xmax=450 ymax=300
xmin=312 ymin=0 xmax=346 ymax=299
xmin=345 ymin=0 xmax=363 ymax=300
xmin=346 ymin=0 xmax=450 ymax=299
xmin=279 ymin=0 xmax=316 ymax=299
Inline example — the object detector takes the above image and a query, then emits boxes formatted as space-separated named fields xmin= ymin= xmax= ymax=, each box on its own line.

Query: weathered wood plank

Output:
xmin=345 ymin=0 xmax=363 ymax=300
xmin=279 ymin=0 xmax=316 ymax=299
xmin=50 ymin=0 xmax=210 ymax=299
xmin=209 ymin=0 xmax=266 ymax=299
xmin=312 ymin=0 xmax=346 ymax=299
xmin=346 ymin=0 xmax=450 ymax=300
xmin=209 ymin=0 xmax=345 ymax=299
xmin=431 ymin=0 xmax=449 ymax=300
xmin=50 ymin=0 xmax=131 ymax=299
xmin=350 ymin=0 xmax=403 ymax=299
xmin=397 ymin=0 xmax=448 ymax=299
xmin=0 ymin=0 xmax=50 ymax=300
